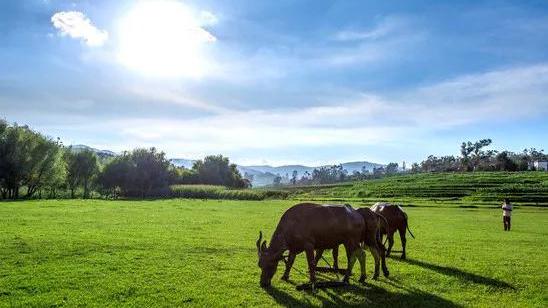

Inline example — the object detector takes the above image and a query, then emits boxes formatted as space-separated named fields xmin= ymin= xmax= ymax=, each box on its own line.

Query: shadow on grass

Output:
xmin=265 ymin=280 xmax=462 ymax=307
xmin=395 ymin=258 xmax=515 ymax=290
xmin=458 ymin=205 xmax=478 ymax=209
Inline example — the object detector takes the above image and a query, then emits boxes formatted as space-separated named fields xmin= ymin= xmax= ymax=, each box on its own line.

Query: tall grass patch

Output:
xmin=169 ymin=185 xmax=288 ymax=200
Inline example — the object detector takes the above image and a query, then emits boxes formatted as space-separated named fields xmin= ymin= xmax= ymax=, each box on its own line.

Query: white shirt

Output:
xmin=502 ymin=204 xmax=513 ymax=217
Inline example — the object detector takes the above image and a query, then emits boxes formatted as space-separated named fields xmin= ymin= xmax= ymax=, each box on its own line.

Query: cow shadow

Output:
xmin=394 ymin=258 xmax=515 ymax=290
xmin=265 ymin=279 xmax=462 ymax=307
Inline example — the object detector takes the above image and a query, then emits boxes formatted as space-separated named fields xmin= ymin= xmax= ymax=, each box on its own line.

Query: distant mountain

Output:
xmin=340 ymin=161 xmax=385 ymax=174
xmin=171 ymin=159 xmax=384 ymax=187
xmin=72 ymin=144 xmax=384 ymax=187
xmin=69 ymin=144 xmax=117 ymax=159
xmin=235 ymin=161 xmax=384 ymax=187
xmin=242 ymin=161 xmax=382 ymax=178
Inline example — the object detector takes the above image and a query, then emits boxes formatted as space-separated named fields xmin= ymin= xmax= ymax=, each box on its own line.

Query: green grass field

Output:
xmin=0 ymin=199 xmax=547 ymax=307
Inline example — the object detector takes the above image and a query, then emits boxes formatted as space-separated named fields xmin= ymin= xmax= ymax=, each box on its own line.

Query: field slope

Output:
xmin=0 ymin=199 xmax=547 ymax=307
xmin=284 ymin=172 xmax=548 ymax=206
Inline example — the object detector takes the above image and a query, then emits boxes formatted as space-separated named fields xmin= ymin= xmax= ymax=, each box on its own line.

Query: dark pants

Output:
xmin=503 ymin=216 xmax=511 ymax=231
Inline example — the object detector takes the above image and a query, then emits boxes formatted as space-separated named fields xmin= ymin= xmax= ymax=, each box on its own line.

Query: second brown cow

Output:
xmin=370 ymin=202 xmax=415 ymax=259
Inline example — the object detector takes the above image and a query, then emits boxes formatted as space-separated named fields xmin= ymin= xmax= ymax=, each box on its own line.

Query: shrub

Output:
xmin=170 ymin=185 xmax=264 ymax=200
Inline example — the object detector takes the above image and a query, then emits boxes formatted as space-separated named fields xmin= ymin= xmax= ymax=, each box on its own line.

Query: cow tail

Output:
xmin=375 ymin=212 xmax=390 ymax=246
xmin=404 ymin=212 xmax=415 ymax=239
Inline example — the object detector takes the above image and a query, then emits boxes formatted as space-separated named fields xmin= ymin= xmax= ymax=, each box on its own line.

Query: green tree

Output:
xmin=290 ymin=170 xmax=298 ymax=185
xmin=460 ymin=139 xmax=493 ymax=171
xmin=65 ymin=149 xmax=99 ymax=198
xmin=97 ymin=148 xmax=172 ymax=198
xmin=96 ymin=154 xmax=132 ymax=198
xmin=0 ymin=122 xmax=65 ymax=199
xmin=192 ymin=155 xmax=247 ymax=188
xmin=495 ymin=151 xmax=518 ymax=171
xmin=24 ymin=137 xmax=66 ymax=198
xmin=385 ymin=162 xmax=399 ymax=174
xmin=272 ymin=174 xmax=282 ymax=186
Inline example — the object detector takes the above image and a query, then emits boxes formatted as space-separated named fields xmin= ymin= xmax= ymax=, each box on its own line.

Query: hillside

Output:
xmin=70 ymin=144 xmax=117 ymax=159
xmin=281 ymin=172 xmax=548 ymax=206
xmin=170 ymin=159 xmax=384 ymax=187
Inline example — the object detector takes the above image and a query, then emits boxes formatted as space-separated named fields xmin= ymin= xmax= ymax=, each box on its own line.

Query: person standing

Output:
xmin=502 ymin=198 xmax=513 ymax=231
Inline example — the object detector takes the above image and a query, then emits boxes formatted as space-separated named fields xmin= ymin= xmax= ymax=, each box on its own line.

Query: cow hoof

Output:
xmin=401 ymin=255 xmax=406 ymax=260
xmin=383 ymin=270 xmax=390 ymax=277
xmin=342 ymin=277 xmax=350 ymax=284
xmin=359 ymin=275 xmax=366 ymax=283
xmin=281 ymin=275 xmax=289 ymax=281
xmin=373 ymin=274 xmax=379 ymax=280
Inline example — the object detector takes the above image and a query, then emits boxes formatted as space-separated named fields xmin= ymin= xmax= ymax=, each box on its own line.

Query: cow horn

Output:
xmin=261 ymin=240 xmax=267 ymax=252
xmin=256 ymin=231 xmax=263 ymax=255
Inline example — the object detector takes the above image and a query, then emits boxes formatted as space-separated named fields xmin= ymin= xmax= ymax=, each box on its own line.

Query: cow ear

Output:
xmin=261 ymin=240 xmax=267 ymax=252
xmin=256 ymin=231 xmax=263 ymax=254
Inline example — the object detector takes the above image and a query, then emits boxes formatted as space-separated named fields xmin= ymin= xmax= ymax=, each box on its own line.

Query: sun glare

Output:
xmin=117 ymin=1 xmax=216 ymax=78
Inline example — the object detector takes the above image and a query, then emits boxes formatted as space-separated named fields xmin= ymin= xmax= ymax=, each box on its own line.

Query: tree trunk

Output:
xmin=26 ymin=185 xmax=36 ymax=198
xmin=83 ymin=180 xmax=89 ymax=199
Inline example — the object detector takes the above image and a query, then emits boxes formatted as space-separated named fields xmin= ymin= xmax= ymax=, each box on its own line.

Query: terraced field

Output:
xmin=283 ymin=172 xmax=548 ymax=206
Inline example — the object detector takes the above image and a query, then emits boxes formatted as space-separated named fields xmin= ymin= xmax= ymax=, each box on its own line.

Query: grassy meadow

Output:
xmin=0 ymin=199 xmax=547 ymax=307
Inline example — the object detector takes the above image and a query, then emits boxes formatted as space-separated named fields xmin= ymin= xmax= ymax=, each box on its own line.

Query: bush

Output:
xmin=169 ymin=185 xmax=290 ymax=200
xmin=170 ymin=185 xmax=262 ymax=200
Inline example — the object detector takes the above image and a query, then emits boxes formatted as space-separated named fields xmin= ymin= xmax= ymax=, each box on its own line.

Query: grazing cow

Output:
xmin=312 ymin=207 xmax=390 ymax=280
xmin=257 ymin=203 xmax=366 ymax=288
xmin=371 ymin=202 xmax=415 ymax=259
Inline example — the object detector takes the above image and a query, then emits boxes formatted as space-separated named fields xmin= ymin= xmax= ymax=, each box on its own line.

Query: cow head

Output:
xmin=256 ymin=231 xmax=278 ymax=288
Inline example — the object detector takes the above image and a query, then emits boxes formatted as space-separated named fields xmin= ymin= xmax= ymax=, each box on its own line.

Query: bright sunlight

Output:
xmin=117 ymin=1 xmax=216 ymax=78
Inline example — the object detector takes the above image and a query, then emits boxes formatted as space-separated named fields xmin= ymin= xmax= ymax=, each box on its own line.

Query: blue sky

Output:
xmin=1 ymin=0 xmax=548 ymax=165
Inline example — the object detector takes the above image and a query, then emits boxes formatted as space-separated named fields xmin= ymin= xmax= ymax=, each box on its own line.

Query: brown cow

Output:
xmin=371 ymin=202 xmax=415 ymax=259
xmin=310 ymin=207 xmax=389 ymax=279
xmin=280 ymin=206 xmax=390 ymax=281
xmin=257 ymin=203 xmax=366 ymax=288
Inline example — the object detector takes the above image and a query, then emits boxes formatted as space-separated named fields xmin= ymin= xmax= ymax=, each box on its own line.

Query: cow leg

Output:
xmin=357 ymin=248 xmax=366 ymax=283
xmin=367 ymin=245 xmax=381 ymax=280
xmin=377 ymin=239 xmax=390 ymax=277
xmin=386 ymin=233 xmax=395 ymax=257
xmin=281 ymin=251 xmax=296 ymax=281
xmin=304 ymin=245 xmax=316 ymax=287
xmin=314 ymin=249 xmax=324 ymax=267
xmin=332 ymin=245 xmax=339 ymax=270
xmin=342 ymin=243 xmax=359 ymax=284
xmin=399 ymin=227 xmax=407 ymax=260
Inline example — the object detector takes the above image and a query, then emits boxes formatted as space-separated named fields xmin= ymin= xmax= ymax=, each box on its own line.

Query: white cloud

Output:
xmin=209 ymin=16 xmax=422 ymax=83
xmin=51 ymin=11 xmax=108 ymax=47
xmin=334 ymin=16 xmax=407 ymax=41
xmin=6 ymin=62 xmax=546 ymax=161
xmin=126 ymin=85 xmax=228 ymax=113
xmin=111 ymin=64 xmax=548 ymax=156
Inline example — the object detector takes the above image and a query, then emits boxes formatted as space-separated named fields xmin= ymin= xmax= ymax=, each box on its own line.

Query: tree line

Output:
xmin=0 ymin=121 xmax=248 ymax=200
xmin=269 ymin=162 xmax=401 ymax=186
xmin=275 ymin=139 xmax=546 ymax=187
xmin=411 ymin=139 xmax=547 ymax=173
